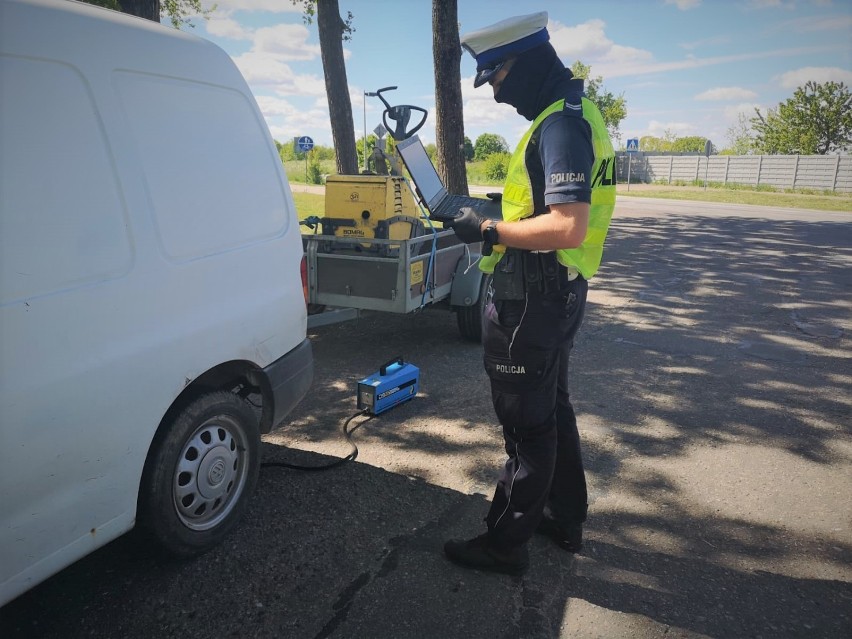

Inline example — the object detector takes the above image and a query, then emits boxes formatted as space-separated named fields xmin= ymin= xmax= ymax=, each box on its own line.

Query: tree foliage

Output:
xmin=356 ymin=134 xmax=377 ymax=169
xmin=570 ymin=61 xmax=627 ymax=144
xmin=462 ymin=136 xmax=474 ymax=162
xmin=473 ymin=133 xmax=509 ymax=161
xmin=160 ymin=0 xmax=212 ymax=29
xmin=291 ymin=0 xmax=354 ymax=40
xmin=307 ymin=152 xmax=324 ymax=184
xmin=671 ymin=136 xmax=711 ymax=153
xmin=751 ymin=81 xmax=851 ymax=155
xmin=277 ymin=139 xmax=335 ymax=163
xmin=638 ymin=132 xmax=713 ymax=154
xmin=483 ymin=152 xmax=511 ymax=182
xmin=639 ymin=132 xmax=673 ymax=153
xmin=725 ymin=113 xmax=755 ymax=155
xmin=82 ymin=0 xmax=212 ymax=28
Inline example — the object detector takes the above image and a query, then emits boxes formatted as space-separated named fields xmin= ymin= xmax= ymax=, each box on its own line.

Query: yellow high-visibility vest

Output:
xmin=480 ymin=97 xmax=616 ymax=280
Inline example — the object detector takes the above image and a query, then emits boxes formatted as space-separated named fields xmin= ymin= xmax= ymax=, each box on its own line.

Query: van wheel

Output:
xmin=138 ymin=391 xmax=260 ymax=557
xmin=456 ymin=273 xmax=492 ymax=342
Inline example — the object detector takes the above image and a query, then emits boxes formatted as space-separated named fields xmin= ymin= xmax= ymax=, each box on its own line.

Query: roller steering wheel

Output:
xmin=374 ymin=86 xmax=427 ymax=141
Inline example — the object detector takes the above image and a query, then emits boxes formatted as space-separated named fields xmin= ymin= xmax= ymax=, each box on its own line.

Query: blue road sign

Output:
xmin=626 ymin=138 xmax=639 ymax=153
xmin=297 ymin=136 xmax=314 ymax=152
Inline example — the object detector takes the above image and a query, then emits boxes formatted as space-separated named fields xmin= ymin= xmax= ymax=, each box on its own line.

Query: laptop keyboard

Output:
xmin=431 ymin=194 xmax=498 ymax=221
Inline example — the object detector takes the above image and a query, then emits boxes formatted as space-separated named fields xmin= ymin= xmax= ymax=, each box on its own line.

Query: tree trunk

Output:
xmin=119 ymin=0 xmax=159 ymax=22
xmin=432 ymin=0 xmax=469 ymax=195
xmin=317 ymin=0 xmax=358 ymax=176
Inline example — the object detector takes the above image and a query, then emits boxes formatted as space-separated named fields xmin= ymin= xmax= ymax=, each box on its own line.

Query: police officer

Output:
xmin=444 ymin=12 xmax=616 ymax=575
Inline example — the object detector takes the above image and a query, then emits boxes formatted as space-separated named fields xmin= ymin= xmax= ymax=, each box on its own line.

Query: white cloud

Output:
xmin=208 ymin=1 xmax=302 ymax=13
xmin=774 ymin=14 xmax=852 ymax=33
xmin=223 ymin=15 xmax=327 ymax=100
xmin=232 ymin=52 xmax=327 ymax=97
xmin=458 ymin=75 xmax=524 ymax=142
xmin=206 ymin=16 xmax=253 ymax=40
xmin=695 ymin=87 xmax=759 ymax=101
xmin=462 ymin=94 xmax=517 ymax=128
xmin=664 ymin=0 xmax=702 ymax=9
xmin=746 ymin=0 xmax=794 ymax=8
xmin=548 ymin=18 xmax=654 ymax=73
xmin=723 ymin=102 xmax=764 ymax=120
xmin=645 ymin=119 xmax=696 ymax=136
xmin=549 ymin=19 xmax=613 ymax=60
xmin=777 ymin=66 xmax=852 ymax=89
xmin=546 ymin=14 xmax=844 ymax=83
xmin=257 ymin=96 xmax=333 ymax=144
xmin=595 ymin=44 xmax=841 ymax=80
xmin=233 ymin=52 xmax=295 ymax=85
xmin=254 ymin=95 xmax=299 ymax=118
xmin=253 ymin=23 xmax=320 ymax=60
xmin=678 ymin=35 xmax=731 ymax=52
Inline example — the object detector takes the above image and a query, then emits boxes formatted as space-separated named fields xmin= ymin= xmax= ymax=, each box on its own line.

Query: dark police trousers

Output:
xmin=482 ymin=263 xmax=589 ymax=550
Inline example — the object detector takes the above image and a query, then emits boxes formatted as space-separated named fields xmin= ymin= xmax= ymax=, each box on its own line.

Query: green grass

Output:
xmin=619 ymin=184 xmax=852 ymax=212
xmin=466 ymin=160 xmax=504 ymax=186
xmin=288 ymin=158 xmax=504 ymax=187
xmin=286 ymin=159 xmax=850 ymax=215
xmin=283 ymin=159 xmax=336 ymax=184
xmin=292 ymin=182 xmax=850 ymax=218
xmin=292 ymin=191 xmax=325 ymax=220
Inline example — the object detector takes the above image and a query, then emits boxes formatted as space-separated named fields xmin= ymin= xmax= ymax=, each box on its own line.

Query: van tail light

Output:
xmin=300 ymin=256 xmax=309 ymax=305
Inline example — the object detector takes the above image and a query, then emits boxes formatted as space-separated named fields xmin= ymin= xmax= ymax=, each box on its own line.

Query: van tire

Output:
xmin=456 ymin=273 xmax=492 ymax=342
xmin=138 ymin=391 xmax=260 ymax=557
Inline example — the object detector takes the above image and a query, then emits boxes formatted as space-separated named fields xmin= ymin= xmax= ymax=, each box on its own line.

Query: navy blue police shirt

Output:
xmin=526 ymin=104 xmax=595 ymax=215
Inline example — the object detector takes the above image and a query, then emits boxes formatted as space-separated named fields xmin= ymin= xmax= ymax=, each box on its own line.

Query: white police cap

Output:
xmin=461 ymin=12 xmax=550 ymax=88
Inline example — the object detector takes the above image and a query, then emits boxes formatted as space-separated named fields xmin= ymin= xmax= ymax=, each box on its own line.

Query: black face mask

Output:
xmin=495 ymin=43 xmax=566 ymax=120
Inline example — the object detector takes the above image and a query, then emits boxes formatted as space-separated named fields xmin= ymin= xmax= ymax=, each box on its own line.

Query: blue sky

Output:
xmin=189 ymin=0 xmax=852 ymax=151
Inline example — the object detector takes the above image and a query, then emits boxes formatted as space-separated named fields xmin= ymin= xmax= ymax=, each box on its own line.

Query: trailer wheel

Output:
xmin=138 ymin=391 xmax=260 ymax=557
xmin=456 ymin=273 xmax=492 ymax=342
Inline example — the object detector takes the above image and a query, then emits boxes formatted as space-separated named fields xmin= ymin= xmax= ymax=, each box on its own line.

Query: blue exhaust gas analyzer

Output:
xmin=357 ymin=356 xmax=419 ymax=415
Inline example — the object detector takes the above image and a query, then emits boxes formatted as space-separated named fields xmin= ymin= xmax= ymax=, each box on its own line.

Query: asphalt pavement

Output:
xmin=2 ymin=196 xmax=850 ymax=639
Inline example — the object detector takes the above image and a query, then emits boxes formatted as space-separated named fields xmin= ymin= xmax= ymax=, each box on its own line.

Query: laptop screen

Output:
xmin=396 ymin=136 xmax=445 ymax=206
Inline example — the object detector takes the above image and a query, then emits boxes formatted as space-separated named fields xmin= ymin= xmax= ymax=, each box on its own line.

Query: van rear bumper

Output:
xmin=256 ymin=338 xmax=313 ymax=432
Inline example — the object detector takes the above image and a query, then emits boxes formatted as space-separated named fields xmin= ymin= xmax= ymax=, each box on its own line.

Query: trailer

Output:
xmin=301 ymin=173 xmax=492 ymax=341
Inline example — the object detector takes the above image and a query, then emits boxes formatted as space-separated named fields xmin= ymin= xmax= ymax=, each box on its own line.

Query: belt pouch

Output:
xmin=492 ymin=249 xmax=527 ymax=301
xmin=539 ymin=253 xmax=561 ymax=293
xmin=524 ymin=252 xmax=546 ymax=294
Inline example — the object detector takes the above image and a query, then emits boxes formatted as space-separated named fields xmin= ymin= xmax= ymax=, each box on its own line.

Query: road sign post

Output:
xmin=626 ymin=138 xmax=639 ymax=191
xmin=703 ymin=139 xmax=712 ymax=190
xmin=297 ymin=136 xmax=314 ymax=183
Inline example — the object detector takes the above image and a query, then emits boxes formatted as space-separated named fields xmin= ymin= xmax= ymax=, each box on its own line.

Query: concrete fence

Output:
xmin=615 ymin=153 xmax=852 ymax=193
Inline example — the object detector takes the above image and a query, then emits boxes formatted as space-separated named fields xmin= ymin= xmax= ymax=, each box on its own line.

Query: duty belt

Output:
xmin=491 ymin=248 xmax=578 ymax=301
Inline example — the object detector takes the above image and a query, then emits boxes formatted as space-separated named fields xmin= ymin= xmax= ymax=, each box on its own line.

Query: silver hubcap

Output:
xmin=173 ymin=415 xmax=248 ymax=531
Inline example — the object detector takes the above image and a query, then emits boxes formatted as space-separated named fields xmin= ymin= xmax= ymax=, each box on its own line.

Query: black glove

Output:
xmin=446 ymin=207 xmax=486 ymax=244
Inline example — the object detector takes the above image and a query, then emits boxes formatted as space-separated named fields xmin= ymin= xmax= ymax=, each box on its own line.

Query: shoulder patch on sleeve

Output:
xmin=562 ymin=96 xmax=582 ymax=117
xmin=562 ymin=77 xmax=586 ymax=117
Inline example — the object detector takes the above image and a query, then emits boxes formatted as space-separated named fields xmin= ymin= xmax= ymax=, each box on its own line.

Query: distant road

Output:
xmin=291 ymin=182 xmax=843 ymax=217
xmin=289 ymin=182 xmax=501 ymax=197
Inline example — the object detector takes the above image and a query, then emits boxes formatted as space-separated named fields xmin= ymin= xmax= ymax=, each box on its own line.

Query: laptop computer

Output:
xmin=396 ymin=135 xmax=501 ymax=222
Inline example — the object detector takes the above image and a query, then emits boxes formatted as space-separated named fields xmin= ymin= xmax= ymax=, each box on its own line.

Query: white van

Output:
xmin=0 ymin=0 xmax=313 ymax=605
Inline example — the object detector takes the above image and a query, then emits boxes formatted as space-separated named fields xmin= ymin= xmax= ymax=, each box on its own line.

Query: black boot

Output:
xmin=536 ymin=517 xmax=583 ymax=553
xmin=443 ymin=533 xmax=529 ymax=575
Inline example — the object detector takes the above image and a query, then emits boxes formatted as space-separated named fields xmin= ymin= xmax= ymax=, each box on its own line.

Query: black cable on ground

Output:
xmin=261 ymin=409 xmax=374 ymax=471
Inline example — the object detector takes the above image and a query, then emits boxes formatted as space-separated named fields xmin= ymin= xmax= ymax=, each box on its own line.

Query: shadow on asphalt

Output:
xmin=597 ymin=215 xmax=851 ymax=462
xmin=1 ymin=452 xmax=849 ymax=638
xmin=2 ymin=213 xmax=850 ymax=637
